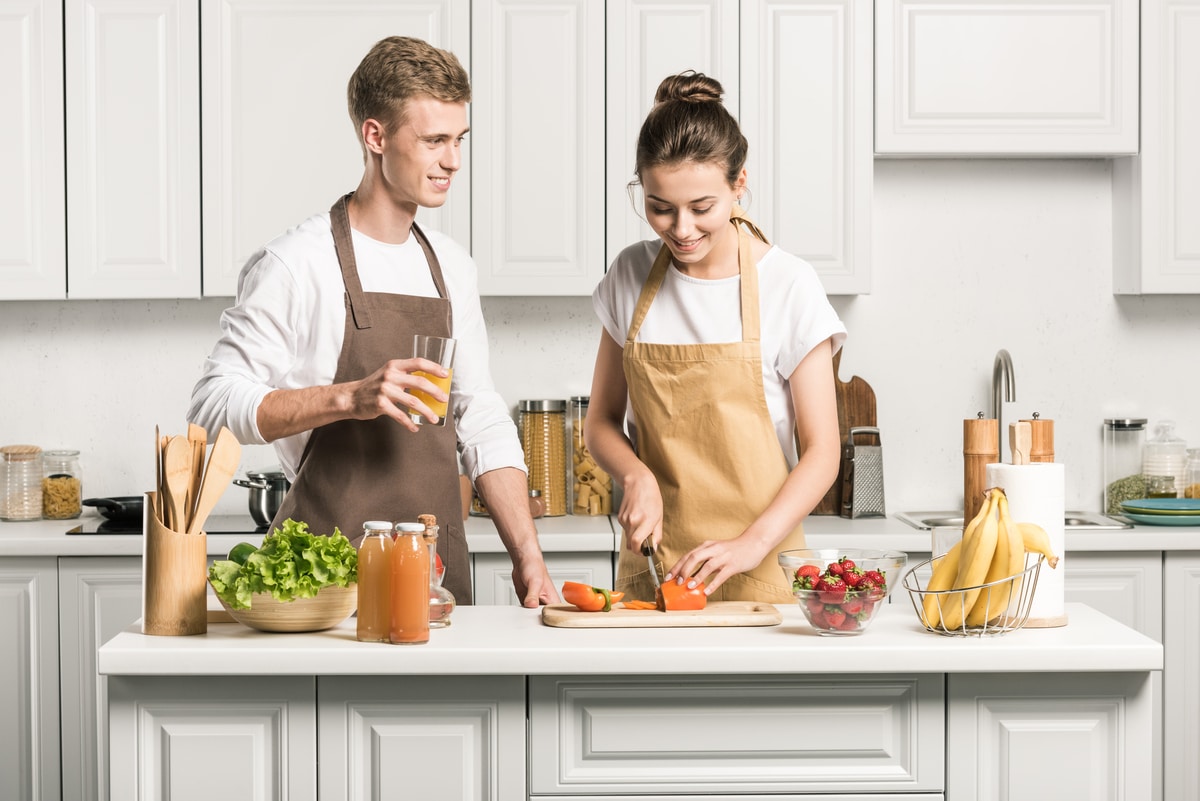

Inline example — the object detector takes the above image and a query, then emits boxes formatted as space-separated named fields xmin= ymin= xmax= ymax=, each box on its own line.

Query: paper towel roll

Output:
xmin=985 ymin=463 xmax=1067 ymax=627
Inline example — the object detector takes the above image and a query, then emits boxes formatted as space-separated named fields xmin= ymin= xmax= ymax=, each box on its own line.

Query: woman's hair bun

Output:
xmin=654 ymin=70 xmax=723 ymax=105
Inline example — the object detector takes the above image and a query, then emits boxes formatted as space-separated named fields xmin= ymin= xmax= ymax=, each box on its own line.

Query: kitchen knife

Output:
xmin=641 ymin=541 xmax=662 ymax=593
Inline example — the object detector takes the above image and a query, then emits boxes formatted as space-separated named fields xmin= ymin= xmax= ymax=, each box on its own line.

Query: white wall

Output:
xmin=2 ymin=158 xmax=1197 ymax=519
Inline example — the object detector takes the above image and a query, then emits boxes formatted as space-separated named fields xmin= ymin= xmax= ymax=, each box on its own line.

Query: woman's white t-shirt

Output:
xmin=592 ymin=239 xmax=847 ymax=466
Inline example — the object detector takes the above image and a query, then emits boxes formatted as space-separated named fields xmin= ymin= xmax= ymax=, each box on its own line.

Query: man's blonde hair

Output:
xmin=347 ymin=36 xmax=470 ymax=149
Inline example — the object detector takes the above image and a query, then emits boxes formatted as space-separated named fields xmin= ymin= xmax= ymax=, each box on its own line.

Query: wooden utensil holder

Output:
xmin=142 ymin=491 xmax=207 ymax=636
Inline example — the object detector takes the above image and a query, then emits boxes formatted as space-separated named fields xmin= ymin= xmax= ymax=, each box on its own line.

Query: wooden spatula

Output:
xmin=186 ymin=423 xmax=207 ymax=526
xmin=154 ymin=424 xmax=163 ymax=522
xmin=187 ymin=426 xmax=242 ymax=536
xmin=162 ymin=436 xmax=192 ymax=532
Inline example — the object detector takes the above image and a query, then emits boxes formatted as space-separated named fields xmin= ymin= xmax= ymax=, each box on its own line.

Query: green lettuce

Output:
xmin=208 ymin=518 xmax=358 ymax=609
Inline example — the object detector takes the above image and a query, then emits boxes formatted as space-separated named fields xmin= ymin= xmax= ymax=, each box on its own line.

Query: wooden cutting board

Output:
xmin=541 ymin=601 xmax=782 ymax=628
xmin=812 ymin=348 xmax=878 ymax=515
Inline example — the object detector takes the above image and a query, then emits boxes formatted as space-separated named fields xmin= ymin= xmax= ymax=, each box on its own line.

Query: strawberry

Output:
xmin=863 ymin=569 xmax=887 ymax=588
xmin=838 ymin=556 xmax=857 ymax=572
xmin=793 ymin=564 xmax=820 ymax=590
xmin=805 ymin=594 xmax=825 ymax=615
xmin=822 ymin=606 xmax=847 ymax=628
xmin=826 ymin=560 xmax=845 ymax=577
xmin=836 ymin=613 xmax=861 ymax=632
xmin=815 ymin=575 xmax=847 ymax=604
xmin=808 ymin=608 xmax=828 ymax=628
xmin=842 ymin=569 xmax=864 ymax=589
xmin=841 ymin=596 xmax=865 ymax=615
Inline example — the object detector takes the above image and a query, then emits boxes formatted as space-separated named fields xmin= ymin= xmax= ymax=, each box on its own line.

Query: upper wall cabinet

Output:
xmin=472 ymin=0 xmax=605 ymax=296
xmin=1113 ymin=0 xmax=1200 ymax=294
xmin=200 ymin=0 xmax=469 ymax=298
xmin=66 ymin=0 xmax=200 ymax=299
xmin=604 ymin=0 xmax=740 ymax=270
xmin=742 ymin=0 xmax=873 ymax=294
xmin=875 ymin=0 xmax=1139 ymax=156
xmin=0 ymin=0 xmax=64 ymax=300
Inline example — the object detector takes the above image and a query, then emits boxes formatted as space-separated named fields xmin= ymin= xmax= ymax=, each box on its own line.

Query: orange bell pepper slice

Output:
xmin=656 ymin=580 xmax=708 ymax=611
xmin=561 ymin=581 xmax=624 ymax=612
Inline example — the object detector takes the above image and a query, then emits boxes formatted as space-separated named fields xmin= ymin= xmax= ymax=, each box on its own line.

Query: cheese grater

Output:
xmin=839 ymin=427 xmax=886 ymax=519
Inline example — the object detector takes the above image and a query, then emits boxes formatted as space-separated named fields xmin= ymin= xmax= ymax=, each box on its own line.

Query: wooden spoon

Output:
xmin=186 ymin=423 xmax=207 ymax=525
xmin=187 ymin=427 xmax=242 ymax=536
xmin=154 ymin=424 xmax=163 ymax=522
xmin=162 ymin=436 xmax=192 ymax=532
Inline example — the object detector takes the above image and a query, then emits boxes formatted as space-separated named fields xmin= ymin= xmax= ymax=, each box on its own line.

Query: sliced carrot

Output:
xmin=620 ymin=600 xmax=658 ymax=610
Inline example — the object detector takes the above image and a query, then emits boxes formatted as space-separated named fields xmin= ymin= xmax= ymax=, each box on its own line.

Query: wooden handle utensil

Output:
xmin=1010 ymin=421 xmax=1032 ymax=466
xmin=187 ymin=426 xmax=241 ymax=536
xmin=162 ymin=436 xmax=192 ymax=532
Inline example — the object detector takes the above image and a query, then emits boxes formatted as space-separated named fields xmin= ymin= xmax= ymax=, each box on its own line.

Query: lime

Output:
xmin=228 ymin=542 xmax=257 ymax=565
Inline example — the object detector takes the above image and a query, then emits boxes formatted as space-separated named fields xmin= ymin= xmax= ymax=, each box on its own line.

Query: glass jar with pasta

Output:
xmin=42 ymin=449 xmax=82 ymax=519
xmin=569 ymin=396 xmax=613 ymax=516
xmin=518 ymin=400 xmax=567 ymax=517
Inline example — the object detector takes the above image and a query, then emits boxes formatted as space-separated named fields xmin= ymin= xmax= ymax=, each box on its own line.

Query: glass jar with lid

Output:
xmin=2 ymin=445 xmax=44 ymax=521
xmin=518 ymin=400 xmax=567 ymax=516
xmin=1102 ymin=418 xmax=1147 ymax=515
xmin=1184 ymin=449 xmax=1200 ymax=500
xmin=42 ymin=449 xmax=82 ymax=519
xmin=1143 ymin=420 xmax=1187 ymax=499
xmin=569 ymin=396 xmax=613 ymax=515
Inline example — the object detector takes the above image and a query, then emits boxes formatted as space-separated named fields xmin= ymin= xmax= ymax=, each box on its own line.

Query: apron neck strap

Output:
xmin=330 ymin=193 xmax=372 ymax=330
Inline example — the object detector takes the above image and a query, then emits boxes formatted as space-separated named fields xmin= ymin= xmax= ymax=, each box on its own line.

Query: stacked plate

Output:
xmin=1119 ymin=498 xmax=1200 ymax=526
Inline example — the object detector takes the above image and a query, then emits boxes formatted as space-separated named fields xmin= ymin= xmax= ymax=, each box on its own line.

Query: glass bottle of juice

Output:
xmin=356 ymin=521 xmax=393 ymax=643
xmin=390 ymin=522 xmax=430 ymax=645
xmin=419 ymin=513 xmax=456 ymax=628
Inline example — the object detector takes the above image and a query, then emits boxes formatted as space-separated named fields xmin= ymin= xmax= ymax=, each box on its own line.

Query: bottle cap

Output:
xmin=394 ymin=522 xmax=424 ymax=533
xmin=363 ymin=520 xmax=392 ymax=531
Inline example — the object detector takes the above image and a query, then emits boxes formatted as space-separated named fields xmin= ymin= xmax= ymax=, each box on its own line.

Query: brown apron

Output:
xmin=614 ymin=208 xmax=804 ymax=604
xmin=270 ymin=193 xmax=472 ymax=604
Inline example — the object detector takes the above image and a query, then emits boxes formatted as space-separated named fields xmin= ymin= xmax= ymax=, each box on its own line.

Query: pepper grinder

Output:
xmin=1022 ymin=413 xmax=1055 ymax=463
xmin=963 ymin=414 xmax=998 ymax=524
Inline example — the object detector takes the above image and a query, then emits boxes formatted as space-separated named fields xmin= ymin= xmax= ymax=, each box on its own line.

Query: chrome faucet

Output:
xmin=991 ymin=349 xmax=1016 ymax=460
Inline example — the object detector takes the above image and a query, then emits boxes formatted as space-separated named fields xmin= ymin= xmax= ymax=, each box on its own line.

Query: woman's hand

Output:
xmin=617 ymin=468 xmax=664 ymax=556
xmin=664 ymin=536 xmax=773 ymax=595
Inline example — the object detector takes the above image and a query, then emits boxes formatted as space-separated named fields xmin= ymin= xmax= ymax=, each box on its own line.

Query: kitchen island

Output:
xmin=99 ymin=602 xmax=1159 ymax=801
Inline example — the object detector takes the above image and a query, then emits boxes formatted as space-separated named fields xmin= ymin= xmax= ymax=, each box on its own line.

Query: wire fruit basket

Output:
xmin=903 ymin=554 xmax=1044 ymax=637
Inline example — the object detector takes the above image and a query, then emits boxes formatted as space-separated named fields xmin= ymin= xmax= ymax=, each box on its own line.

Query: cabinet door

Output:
xmin=65 ymin=0 xmax=200 ymax=298
xmin=1064 ymin=551 xmax=1163 ymax=641
xmin=1164 ymin=553 xmax=1200 ymax=801
xmin=201 ymin=0 xmax=469 ymax=297
xmin=318 ymin=675 xmax=526 ymax=801
xmin=742 ymin=0 xmax=873 ymax=295
xmin=108 ymin=675 xmax=317 ymax=801
xmin=875 ymin=0 xmax=1139 ymax=156
xmin=604 ymin=0 xmax=740 ymax=268
xmin=58 ymin=557 xmax=141 ymax=801
xmin=0 ymin=558 xmax=60 ymax=801
xmin=473 ymin=551 xmax=613 ymax=605
xmin=473 ymin=0 xmax=604 ymax=295
xmin=0 ymin=0 xmax=65 ymax=300
xmin=1113 ymin=0 xmax=1200 ymax=294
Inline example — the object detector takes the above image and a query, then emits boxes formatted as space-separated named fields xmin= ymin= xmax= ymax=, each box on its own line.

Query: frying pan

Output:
xmin=82 ymin=496 xmax=144 ymax=523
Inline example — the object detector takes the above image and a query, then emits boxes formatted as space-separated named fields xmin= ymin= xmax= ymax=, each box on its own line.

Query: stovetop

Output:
xmin=66 ymin=514 xmax=265 ymax=536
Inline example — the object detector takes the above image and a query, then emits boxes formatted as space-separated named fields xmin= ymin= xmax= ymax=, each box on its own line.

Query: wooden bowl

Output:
xmin=215 ymin=583 xmax=357 ymax=633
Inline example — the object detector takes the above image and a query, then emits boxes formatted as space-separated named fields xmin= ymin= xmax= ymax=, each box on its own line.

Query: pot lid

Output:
xmin=245 ymin=466 xmax=287 ymax=481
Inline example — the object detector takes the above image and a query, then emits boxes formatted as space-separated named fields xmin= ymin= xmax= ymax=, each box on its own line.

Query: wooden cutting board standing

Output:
xmin=811 ymin=348 xmax=878 ymax=515
xmin=541 ymin=601 xmax=782 ymax=628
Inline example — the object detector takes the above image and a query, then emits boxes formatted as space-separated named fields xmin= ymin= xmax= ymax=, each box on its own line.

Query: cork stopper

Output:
xmin=418 ymin=513 xmax=437 ymax=527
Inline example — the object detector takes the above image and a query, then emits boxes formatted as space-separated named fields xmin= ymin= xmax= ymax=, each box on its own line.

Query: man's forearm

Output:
xmin=257 ymin=384 xmax=354 ymax=442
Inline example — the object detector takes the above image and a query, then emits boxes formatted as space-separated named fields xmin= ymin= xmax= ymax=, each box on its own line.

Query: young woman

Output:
xmin=586 ymin=71 xmax=847 ymax=603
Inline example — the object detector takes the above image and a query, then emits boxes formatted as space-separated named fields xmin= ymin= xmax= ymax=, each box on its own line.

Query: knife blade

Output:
xmin=641 ymin=541 xmax=662 ymax=592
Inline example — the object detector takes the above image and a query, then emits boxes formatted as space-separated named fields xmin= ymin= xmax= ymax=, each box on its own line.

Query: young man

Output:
xmin=188 ymin=36 xmax=557 ymax=607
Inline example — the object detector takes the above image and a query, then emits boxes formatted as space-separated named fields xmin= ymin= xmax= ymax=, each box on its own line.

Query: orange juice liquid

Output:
xmin=390 ymin=530 xmax=430 ymax=644
xmin=356 ymin=532 xmax=392 ymax=642
xmin=411 ymin=369 xmax=453 ymax=419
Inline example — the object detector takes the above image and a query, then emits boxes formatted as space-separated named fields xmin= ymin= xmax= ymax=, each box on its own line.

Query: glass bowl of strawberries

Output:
xmin=778 ymin=549 xmax=908 ymax=636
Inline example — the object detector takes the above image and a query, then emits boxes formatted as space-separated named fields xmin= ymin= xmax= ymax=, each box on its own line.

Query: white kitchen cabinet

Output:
xmin=200 ymin=0 xmax=470 ymax=297
xmin=1164 ymin=553 xmax=1200 ymax=801
xmin=64 ymin=0 xmax=200 ymax=299
xmin=947 ymin=672 xmax=1153 ymax=800
xmin=0 ymin=557 xmax=60 ymax=801
xmin=1063 ymin=551 xmax=1163 ymax=641
xmin=741 ymin=0 xmax=874 ymax=294
xmin=529 ymin=673 xmax=945 ymax=795
xmin=0 ymin=0 xmax=65 ymax=300
xmin=604 ymin=0 xmax=740 ymax=268
xmin=317 ymin=674 xmax=526 ymax=801
xmin=473 ymin=551 xmax=613 ymax=604
xmin=1113 ymin=0 xmax=1200 ymax=294
xmin=875 ymin=0 xmax=1139 ymax=156
xmin=472 ymin=0 xmax=604 ymax=296
xmin=58 ymin=557 xmax=141 ymax=801
xmin=108 ymin=674 xmax=317 ymax=801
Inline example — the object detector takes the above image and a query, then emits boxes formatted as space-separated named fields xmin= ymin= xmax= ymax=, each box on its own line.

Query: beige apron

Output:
xmin=270 ymin=193 xmax=472 ymax=604
xmin=614 ymin=208 xmax=804 ymax=603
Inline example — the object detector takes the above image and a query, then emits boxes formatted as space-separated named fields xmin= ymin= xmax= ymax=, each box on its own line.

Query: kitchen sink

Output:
xmin=894 ymin=510 xmax=1132 ymax=531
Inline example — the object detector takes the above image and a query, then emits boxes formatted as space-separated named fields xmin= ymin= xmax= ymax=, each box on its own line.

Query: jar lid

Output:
xmin=1103 ymin=418 xmax=1147 ymax=429
xmin=570 ymin=395 xmax=590 ymax=404
xmin=394 ymin=522 xmax=425 ymax=533
xmin=520 ymin=399 xmax=566 ymax=412
xmin=43 ymin=449 xmax=79 ymax=457
xmin=529 ymin=489 xmax=542 ymax=497
xmin=363 ymin=520 xmax=392 ymax=531
xmin=1 ymin=444 xmax=42 ymax=461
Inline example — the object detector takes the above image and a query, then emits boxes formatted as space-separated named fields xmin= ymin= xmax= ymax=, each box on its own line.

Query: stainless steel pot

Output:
xmin=233 ymin=468 xmax=291 ymax=527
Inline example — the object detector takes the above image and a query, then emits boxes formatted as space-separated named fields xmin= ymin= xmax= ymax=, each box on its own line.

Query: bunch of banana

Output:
xmin=922 ymin=487 xmax=1060 ymax=631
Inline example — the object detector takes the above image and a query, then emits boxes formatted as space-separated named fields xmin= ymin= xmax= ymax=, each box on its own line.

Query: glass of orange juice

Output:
xmin=410 ymin=334 xmax=456 ymax=425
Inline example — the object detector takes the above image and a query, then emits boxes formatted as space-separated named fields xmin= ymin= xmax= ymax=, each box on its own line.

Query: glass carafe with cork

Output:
xmin=419 ymin=513 xmax=455 ymax=628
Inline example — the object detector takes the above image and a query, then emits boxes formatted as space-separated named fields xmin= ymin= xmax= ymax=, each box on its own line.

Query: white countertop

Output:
xmin=97 ymin=602 xmax=1161 ymax=677
xmin=3 ymin=511 xmax=1197 ymax=557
